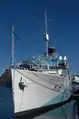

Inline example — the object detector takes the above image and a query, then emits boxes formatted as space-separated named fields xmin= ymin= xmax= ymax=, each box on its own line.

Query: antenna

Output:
xmin=44 ymin=12 xmax=47 ymax=33
xmin=12 ymin=25 xmax=14 ymax=67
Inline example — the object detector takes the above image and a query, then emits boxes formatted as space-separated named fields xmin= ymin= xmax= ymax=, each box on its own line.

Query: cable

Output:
xmin=13 ymin=32 xmax=20 ymax=41
xmin=61 ymin=105 xmax=67 ymax=119
xmin=61 ymin=91 xmax=67 ymax=119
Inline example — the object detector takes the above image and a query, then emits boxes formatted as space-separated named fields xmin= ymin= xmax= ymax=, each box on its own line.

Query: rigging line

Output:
xmin=61 ymin=105 xmax=67 ymax=119
xmin=13 ymin=32 xmax=20 ymax=41
xmin=61 ymin=77 xmax=70 ymax=103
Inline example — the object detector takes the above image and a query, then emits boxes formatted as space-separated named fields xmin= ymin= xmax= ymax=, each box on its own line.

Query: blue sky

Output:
xmin=0 ymin=0 xmax=79 ymax=74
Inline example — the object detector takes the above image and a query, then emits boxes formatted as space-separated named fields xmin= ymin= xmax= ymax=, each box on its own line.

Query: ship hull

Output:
xmin=10 ymin=69 xmax=72 ymax=113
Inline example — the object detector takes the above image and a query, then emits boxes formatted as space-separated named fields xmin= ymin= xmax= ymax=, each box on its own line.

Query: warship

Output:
xmin=1 ymin=13 xmax=72 ymax=114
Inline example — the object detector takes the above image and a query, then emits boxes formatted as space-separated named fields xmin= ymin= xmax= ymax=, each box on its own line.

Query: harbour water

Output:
xmin=0 ymin=84 xmax=78 ymax=119
xmin=0 ymin=84 xmax=14 ymax=119
xmin=34 ymin=100 xmax=77 ymax=119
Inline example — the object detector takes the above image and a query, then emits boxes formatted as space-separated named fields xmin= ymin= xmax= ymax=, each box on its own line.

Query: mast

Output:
xmin=44 ymin=12 xmax=49 ymax=56
xmin=12 ymin=25 xmax=14 ymax=67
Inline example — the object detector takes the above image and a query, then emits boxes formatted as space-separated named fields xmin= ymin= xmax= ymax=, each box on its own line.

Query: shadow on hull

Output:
xmin=15 ymin=96 xmax=72 ymax=119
